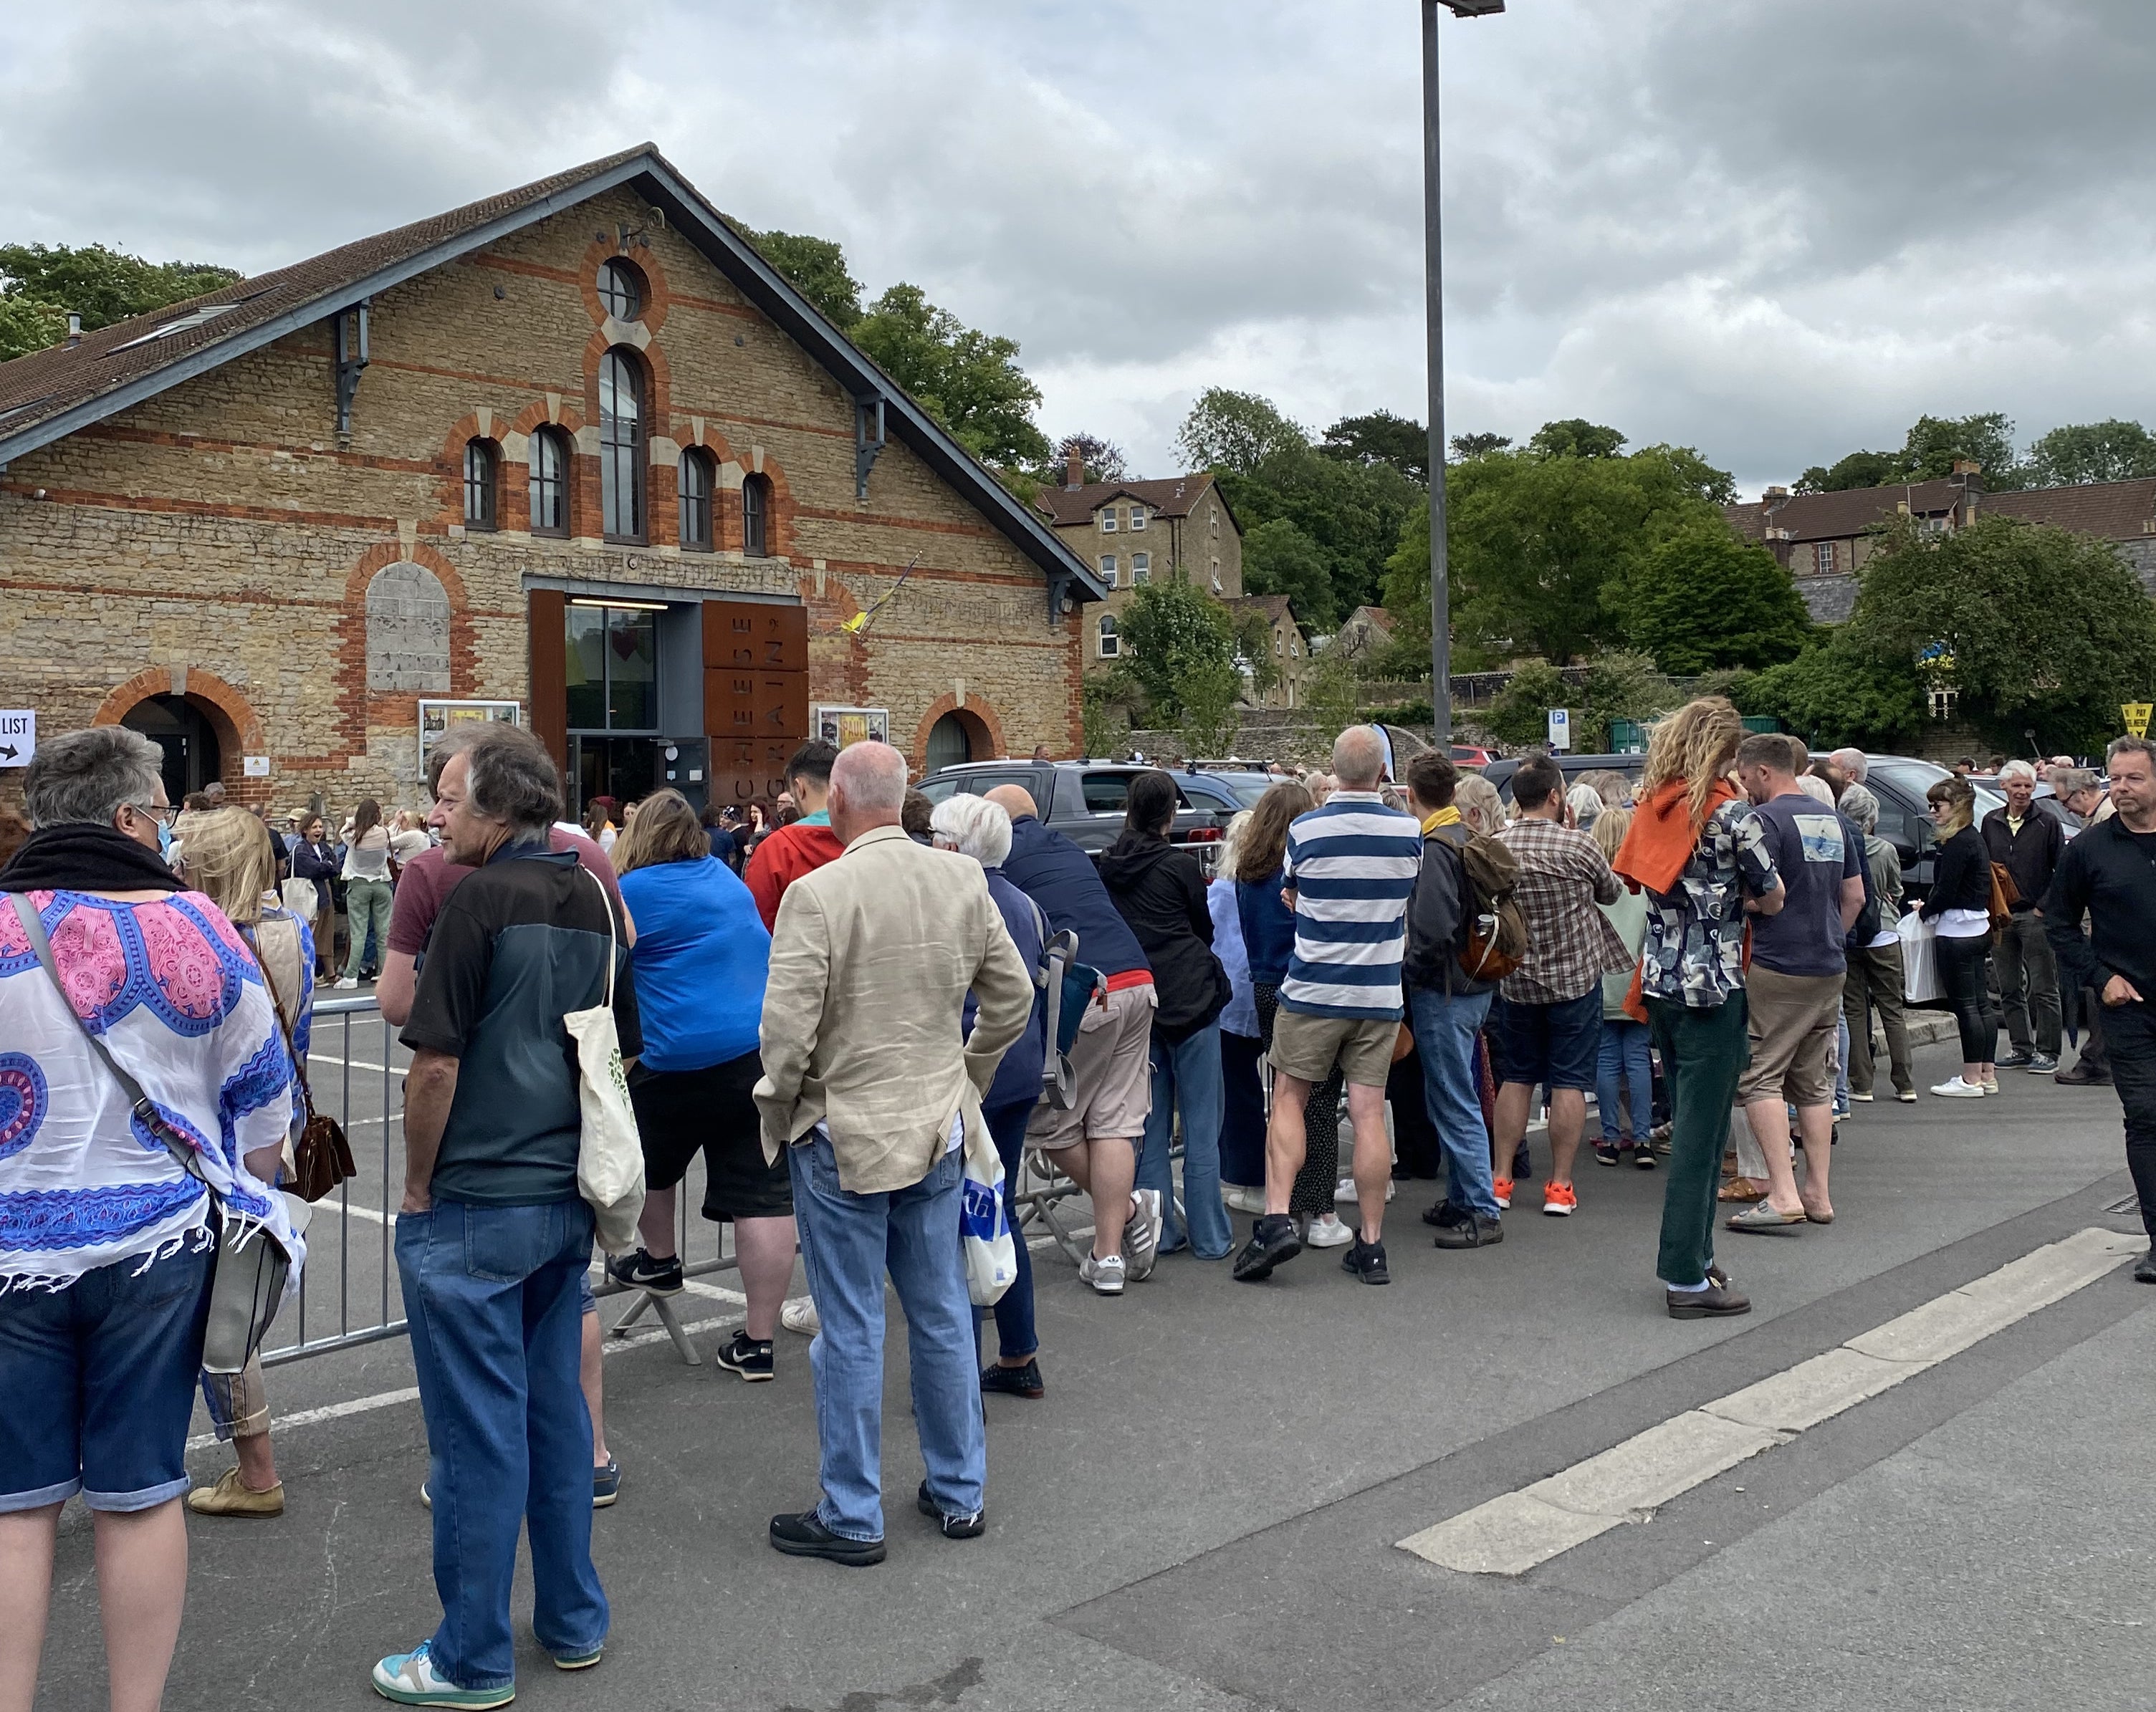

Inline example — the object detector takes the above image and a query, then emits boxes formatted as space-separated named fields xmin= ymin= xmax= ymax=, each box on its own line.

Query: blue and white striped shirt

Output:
xmin=1280 ymin=793 xmax=1423 ymax=1019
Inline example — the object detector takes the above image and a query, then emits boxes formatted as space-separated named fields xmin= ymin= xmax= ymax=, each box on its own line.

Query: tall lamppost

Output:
xmin=1424 ymin=0 xmax=1504 ymax=750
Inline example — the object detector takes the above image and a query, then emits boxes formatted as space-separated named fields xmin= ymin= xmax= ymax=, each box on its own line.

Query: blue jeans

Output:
xmin=1219 ymin=1030 xmax=1268 ymax=1188
xmin=975 ymin=1097 xmax=1038 ymax=1364
xmin=1833 ymin=1011 xmax=1851 ymax=1115
xmin=1407 ymin=986 xmax=1500 ymax=1221
xmin=396 ymin=1198 xmax=606 ymax=1692
xmin=1596 ymin=1019 xmax=1653 ymax=1143
xmin=1139 ymin=1022 xmax=1232 ymax=1259
xmin=788 ymin=1133 xmax=985 ymax=1542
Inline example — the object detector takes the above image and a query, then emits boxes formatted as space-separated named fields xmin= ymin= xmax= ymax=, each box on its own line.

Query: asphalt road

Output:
xmin=34 ymin=1031 xmax=2155 ymax=1712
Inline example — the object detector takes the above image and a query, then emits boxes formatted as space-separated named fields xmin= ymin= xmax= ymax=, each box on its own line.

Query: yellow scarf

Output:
xmin=1419 ymin=806 xmax=1461 ymax=834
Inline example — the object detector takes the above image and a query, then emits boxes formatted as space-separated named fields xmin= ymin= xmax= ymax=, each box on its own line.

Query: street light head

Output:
xmin=1438 ymin=0 xmax=1506 ymax=14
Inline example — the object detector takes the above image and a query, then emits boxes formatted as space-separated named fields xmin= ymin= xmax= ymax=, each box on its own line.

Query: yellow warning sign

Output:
xmin=2126 ymin=702 xmax=2153 ymax=739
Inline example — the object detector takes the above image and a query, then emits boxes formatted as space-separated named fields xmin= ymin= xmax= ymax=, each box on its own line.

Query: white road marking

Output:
xmin=1396 ymin=1226 xmax=2144 ymax=1577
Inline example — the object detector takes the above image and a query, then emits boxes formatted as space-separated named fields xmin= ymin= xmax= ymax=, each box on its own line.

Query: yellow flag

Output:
xmin=840 ymin=610 xmax=868 ymax=634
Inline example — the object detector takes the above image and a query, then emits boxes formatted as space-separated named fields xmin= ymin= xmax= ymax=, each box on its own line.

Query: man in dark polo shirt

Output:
xmin=373 ymin=724 xmax=639 ymax=1708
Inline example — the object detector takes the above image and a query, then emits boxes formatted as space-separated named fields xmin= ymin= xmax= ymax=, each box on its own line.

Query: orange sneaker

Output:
xmin=1542 ymin=1181 xmax=1578 ymax=1217
xmin=1492 ymin=1177 xmax=1513 ymax=1210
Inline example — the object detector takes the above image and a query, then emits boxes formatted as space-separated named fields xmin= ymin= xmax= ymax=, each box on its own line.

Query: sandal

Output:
xmin=1717 ymin=1176 xmax=1769 ymax=1203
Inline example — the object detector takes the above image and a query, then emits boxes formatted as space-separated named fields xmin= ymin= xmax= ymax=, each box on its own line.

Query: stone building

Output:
xmin=1222 ymin=594 xmax=1308 ymax=708
xmin=0 ymin=145 xmax=1103 ymax=813
xmin=1033 ymin=455 xmax=1243 ymax=666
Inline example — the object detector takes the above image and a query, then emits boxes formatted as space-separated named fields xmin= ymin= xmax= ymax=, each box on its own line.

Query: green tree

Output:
xmin=850 ymin=282 xmax=1050 ymax=469
xmin=1847 ymin=514 xmax=2156 ymax=751
xmin=1450 ymin=431 xmax=1513 ymax=459
xmin=1081 ymin=675 xmax=1140 ymax=756
xmin=1233 ymin=610 xmax=1281 ymax=701
xmin=1113 ymin=579 xmax=1236 ymax=721
xmin=1173 ymin=388 xmax=1310 ymax=476
xmin=1485 ymin=660 xmax=1571 ymax=748
xmin=744 ymin=228 xmax=863 ymax=327
xmin=1178 ymin=658 xmax=1245 ymax=756
xmin=1528 ymin=418 xmax=1628 ymax=460
xmin=1240 ymin=516 xmax=1335 ymax=630
xmin=1300 ymin=648 xmax=1365 ymax=743
xmin=1796 ymin=449 xmax=1903 ymax=494
xmin=1735 ymin=636 xmax=1925 ymax=751
xmin=1048 ymin=431 xmax=1129 ymax=485
xmin=2023 ymin=418 xmax=2156 ymax=488
xmin=0 ymin=241 xmax=243 ymax=361
xmin=1613 ymin=523 xmax=1814 ymax=673
xmin=1218 ymin=446 xmax=1417 ymax=620
xmin=1899 ymin=412 xmax=2021 ymax=486
xmin=1636 ymin=442 xmax=1738 ymax=505
xmin=1318 ymin=409 xmax=1427 ymax=485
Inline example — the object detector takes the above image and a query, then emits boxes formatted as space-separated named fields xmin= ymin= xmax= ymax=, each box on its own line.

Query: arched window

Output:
xmin=679 ymin=448 xmax=714 ymax=551
xmin=597 ymin=258 xmax=643 ymax=322
xmin=742 ymin=472 xmax=772 ymax=557
xmin=529 ymin=425 xmax=569 ymax=536
xmin=1098 ymin=614 xmax=1119 ymax=659
xmin=463 ymin=438 xmax=498 ymax=529
xmin=600 ymin=347 xmax=646 ymax=544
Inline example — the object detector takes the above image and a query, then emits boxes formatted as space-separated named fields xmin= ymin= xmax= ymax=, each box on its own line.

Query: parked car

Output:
xmin=1450 ymin=744 xmax=1496 ymax=769
xmin=918 ymin=758 xmax=1275 ymax=868
xmin=1482 ymin=752 xmax=1647 ymax=803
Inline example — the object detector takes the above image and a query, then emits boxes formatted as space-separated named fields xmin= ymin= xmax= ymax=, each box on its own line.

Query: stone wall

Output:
xmin=0 ymin=185 xmax=1082 ymax=810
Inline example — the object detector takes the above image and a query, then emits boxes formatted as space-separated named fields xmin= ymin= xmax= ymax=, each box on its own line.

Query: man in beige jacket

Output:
xmin=758 ymin=741 xmax=1034 ymax=1566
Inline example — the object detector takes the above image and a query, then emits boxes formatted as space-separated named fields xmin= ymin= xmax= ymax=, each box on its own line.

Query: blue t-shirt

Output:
xmin=1747 ymin=794 xmax=1862 ymax=977
xmin=616 ymin=855 xmax=770 ymax=1072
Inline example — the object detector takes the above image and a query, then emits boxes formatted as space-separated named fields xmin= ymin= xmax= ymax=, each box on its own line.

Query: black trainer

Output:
xmin=1341 ymin=1237 xmax=1389 ymax=1284
xmin=2135 ymin=1254 xmax=2156 ymax=1286
xmin=1594 ymin=1142 xmax=1622 ymax=1168
xmin=1432 ymin=1212 xmax=1503 ymax=1249
xmin=917 ymin=1481 xmax=985 ymax=1539
xmin=770 ymin=1510 xmax=885 ymax=1566
xmin=1421 ymin=1198 xmax=1462 ymax=1228
xmin=1634 ymin=1147 xmax=1657 ymax=1170
xmin=1994 ymin=1049 xmax=2035 ymax=1070
xmin=605 ymin=1248 xmax=684 ymax=1297
xmin=717 ymin=1329 xmax=775 ymax=1382
xmin=1232 ymin=1214 xmax=1302 ymax=1282
xmin=979 ymin=1357 xmax=1045 ymax=1400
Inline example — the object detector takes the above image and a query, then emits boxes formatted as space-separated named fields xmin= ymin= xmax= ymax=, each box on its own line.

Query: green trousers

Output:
xmin=1648 ymin=992 xmax=1750 ymax=1289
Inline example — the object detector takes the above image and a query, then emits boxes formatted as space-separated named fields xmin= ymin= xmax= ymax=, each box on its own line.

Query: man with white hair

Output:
xmin=1234 ymin=726 xmax=1422 ymax=1286
xmin=1828 ymin=747 xmax=1868 ymax=786
xmin=1982 ymin=759 xmax=2064 ymax=1073
xmin=758 ymin=742 xmax=1033 ymax=1564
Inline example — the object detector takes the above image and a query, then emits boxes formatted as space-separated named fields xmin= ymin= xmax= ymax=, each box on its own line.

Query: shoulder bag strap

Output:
xmin=243 ymin=920 xmax=320 ymax=1128
xmin=581 ymin=863 xmax=617 ymax=1007
xmin=8 ymin=892 xmax=211 ymax=1193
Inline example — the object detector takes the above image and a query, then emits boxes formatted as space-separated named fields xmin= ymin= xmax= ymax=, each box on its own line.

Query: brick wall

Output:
xmin=0 ymin=186 xmax=1083 ymax=810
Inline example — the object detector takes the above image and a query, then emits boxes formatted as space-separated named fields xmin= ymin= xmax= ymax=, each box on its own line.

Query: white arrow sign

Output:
xmin=0 ymin=711 xmax=33 ymax=768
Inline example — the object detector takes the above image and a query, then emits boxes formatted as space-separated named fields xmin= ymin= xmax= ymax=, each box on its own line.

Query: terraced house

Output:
xmin=0 ymin=145 xmax=1103 ymax=811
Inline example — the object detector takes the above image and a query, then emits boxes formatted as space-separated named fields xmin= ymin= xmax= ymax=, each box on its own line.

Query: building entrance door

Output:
xmin=121 ymin=695 xmax=222 ymax=803
xmin=570 ymin=734 xmax=662 ymax=817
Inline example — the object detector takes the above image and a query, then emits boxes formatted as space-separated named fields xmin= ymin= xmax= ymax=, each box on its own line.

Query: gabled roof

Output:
xmin=1724 ymin=479 xmax=1968 ymax=545
xmin=1035 ymin=473 xmax=1227 ymax=528
xmin=0 ymin=144 xmax=1101 ymax=600
xmin=1985 ymin=476 xmax=2156 ymax=539
xmin=1340 ymin=604 xmax=1394 ymax=634
xmin=1224 ymin=593 xmax=1299 ymax=630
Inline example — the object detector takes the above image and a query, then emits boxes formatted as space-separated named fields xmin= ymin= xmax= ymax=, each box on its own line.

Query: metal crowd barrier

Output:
xmin=260 ymin=994 xmax=740 ymax=1369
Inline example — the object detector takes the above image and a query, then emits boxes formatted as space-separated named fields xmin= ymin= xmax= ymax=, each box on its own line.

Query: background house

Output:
xmin=1223 ymin=593 xmax=1308 ymax=708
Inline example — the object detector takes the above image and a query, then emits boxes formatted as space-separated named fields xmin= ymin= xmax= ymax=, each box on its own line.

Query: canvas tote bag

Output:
xmin=560 ymin=866 xmax=646 ymax=1254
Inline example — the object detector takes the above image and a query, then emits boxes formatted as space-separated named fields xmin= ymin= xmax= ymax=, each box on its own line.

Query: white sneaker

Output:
xmin=333 ymin=976 xmax=359 ymax=990
xmin=1222 ymin=1185 xmax=1266 ymax=1214
xmin=1930 ymin=1077 xmax=1985 ymax=1099
xmin=1333 ymin=1178 xmax=1396 ymax=1205
xmin=780 ymin=1297 xmax=820 ymax=1335
xmin=1303 ymin=1213 xmax=1354 ymax=1249
xmin=1123 ymin=1189 xmax=1162 ymax=1281
xmin=1080 ymin=1251 xmax=1126 ymax=1295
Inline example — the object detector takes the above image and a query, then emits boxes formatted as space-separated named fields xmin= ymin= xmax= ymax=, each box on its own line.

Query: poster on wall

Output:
xmin=813 ymin=705 xmax=891 ymax=750
xmin=418 ymin=700 xmax=522 ymax=774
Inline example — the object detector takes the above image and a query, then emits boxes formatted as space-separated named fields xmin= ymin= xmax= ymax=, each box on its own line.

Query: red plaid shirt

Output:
xmin=1495 ymin=814 xmax=1632 ymax=1004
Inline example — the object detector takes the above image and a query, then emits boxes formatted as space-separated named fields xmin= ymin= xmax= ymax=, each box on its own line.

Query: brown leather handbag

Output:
xmin=249 ymin=925 xmax=357 ymax=1203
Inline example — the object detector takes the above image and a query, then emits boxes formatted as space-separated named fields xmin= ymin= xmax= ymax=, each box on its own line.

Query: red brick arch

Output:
xmin=739 ymin=452 xmax=797 ymax=560
xmin=94 ymin=666 xmax=267 ymax=801
xmin=576 ymin=237 xmax=671 ymax=335
xmin=342 ymin=543 xmax=476 ymax=743
xmin=910 ymin=693 xmax=1005 ymax=774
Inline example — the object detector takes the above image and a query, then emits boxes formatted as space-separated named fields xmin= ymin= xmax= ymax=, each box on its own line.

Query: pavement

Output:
xmin=34 ymin=1031 xmax=2156 ymax=1712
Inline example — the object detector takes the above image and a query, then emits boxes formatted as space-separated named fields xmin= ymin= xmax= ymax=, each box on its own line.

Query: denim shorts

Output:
xmin=1488 ymin=988 xmax=1604 ymax=1092
xmin=0 ymin=1237 xmax=214 ymax=1513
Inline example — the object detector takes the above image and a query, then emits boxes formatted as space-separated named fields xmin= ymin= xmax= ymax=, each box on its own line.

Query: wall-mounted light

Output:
xmin=566 ymin=597 xmax=669 ymax=612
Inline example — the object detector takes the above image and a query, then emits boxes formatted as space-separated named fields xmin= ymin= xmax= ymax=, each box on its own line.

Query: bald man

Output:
xmin=989 ymin=784 xmax=1166 ymax=1295
xmin=760 ymin=741 xmax=1034 ymax=1563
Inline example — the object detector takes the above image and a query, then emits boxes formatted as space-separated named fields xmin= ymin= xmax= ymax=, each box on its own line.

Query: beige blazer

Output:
xmin=755 ymin=824 xmax=1035 ymax=1195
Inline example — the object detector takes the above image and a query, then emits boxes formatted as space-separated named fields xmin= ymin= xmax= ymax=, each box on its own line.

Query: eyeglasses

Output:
xmin=129 ymin=802 xmax=180 ymax=828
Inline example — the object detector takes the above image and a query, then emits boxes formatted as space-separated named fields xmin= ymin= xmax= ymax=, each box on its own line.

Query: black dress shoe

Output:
xmin=916 ymin=1482 xmax=985 ymax=1539
xmin=769 ymin=1510 xmax=886 ymax=1566
xmin=1232 ymin=1214 xmax=1302 ymax=1282
xmin=1667 ymin=1280 xmax=1751 ymax=1319
xmin=1432 ymin=1213 xmax=1503 ymax=1249
xmin=2135 ymin=1254 xmax=2156 ymax=1285
xmin=2056 ymin=1060 xmax=2111 ymax=1086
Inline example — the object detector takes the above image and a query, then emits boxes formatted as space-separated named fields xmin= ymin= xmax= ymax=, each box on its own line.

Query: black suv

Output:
xmin=918 ymin=759 xmax=1276 ymax=864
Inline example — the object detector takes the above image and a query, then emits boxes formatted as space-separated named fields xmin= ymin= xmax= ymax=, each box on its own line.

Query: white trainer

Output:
xmin=1303 ymin=1213 xmax=1354 ymax=1249
xmin=1222 ymin=1185 xmax=1266 ymax=1213
xmin=780 ymin=1297 xmax=821 ymax=1335
xmin=1123 ymin=1189 xmax=1162 ymax=1281
xmin=1333 ymin=1178 xmax=1395 ymax=1205
xmin=1930 ymin=1077 xmax=1985 ymax=1099
xmin=1079 ymin=1251 xmax=1126 ymax=1295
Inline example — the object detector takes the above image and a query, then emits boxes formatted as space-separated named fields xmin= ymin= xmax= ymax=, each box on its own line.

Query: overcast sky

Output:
xmin=4 ymin=0 xmax=2151 ymax=496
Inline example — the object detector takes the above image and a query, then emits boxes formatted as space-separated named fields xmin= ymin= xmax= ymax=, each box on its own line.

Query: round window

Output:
xmin=597 ymin=259 xmax=643 ymax=322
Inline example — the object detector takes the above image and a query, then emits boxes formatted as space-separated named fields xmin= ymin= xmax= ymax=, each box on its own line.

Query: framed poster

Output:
xmin=418 ymin=699 xmax=522 ymax=773
xmin=813 ymin=705 xmax=891 ymax=749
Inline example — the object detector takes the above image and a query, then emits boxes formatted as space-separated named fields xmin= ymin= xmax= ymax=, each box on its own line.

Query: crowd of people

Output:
xmin=6 ymin=708 xmax=2155 ymax=1711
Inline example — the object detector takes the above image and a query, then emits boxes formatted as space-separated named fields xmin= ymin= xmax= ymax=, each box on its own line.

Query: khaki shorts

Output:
xmin=1028 ymin=982 xmax=1156 ymax=1149
xmin=1736 ymin=966 xmax=1844 ymax=1108
xmin=1268 ymin=1007 xmax=1400 ymax=1090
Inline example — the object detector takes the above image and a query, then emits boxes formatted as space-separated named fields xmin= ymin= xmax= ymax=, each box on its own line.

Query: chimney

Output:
xmin=1951 ymin=458 xmax=1982 ymax=523
xmin=65 ymin=311 xmax=82 ymax=347
xmin=1065 ymin=446 xmax=1083 ymax=489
